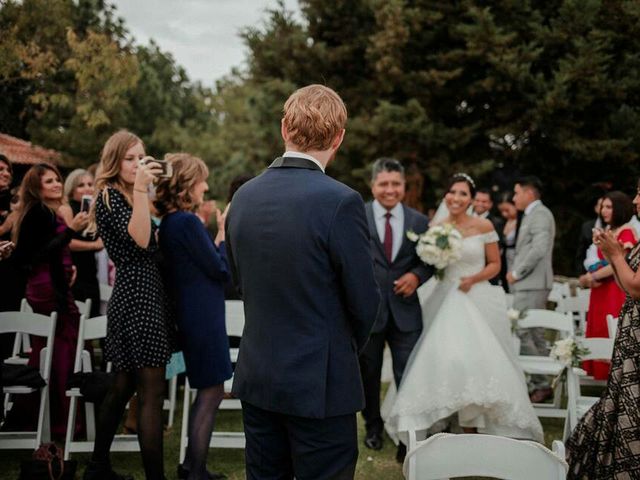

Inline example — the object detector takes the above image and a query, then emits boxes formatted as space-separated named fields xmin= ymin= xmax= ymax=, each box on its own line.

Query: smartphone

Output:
xmin=141 ymin=156 xmax=173 ymax=178
xmin=80 ymin=194 xmax=92 ymax=213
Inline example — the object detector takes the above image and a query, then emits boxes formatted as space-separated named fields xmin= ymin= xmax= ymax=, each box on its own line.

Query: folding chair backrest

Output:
xmin=607 ymin=315 xmax=618 ymax=339
xmin=75 ymin=299 xmax=92 ymax=318
xmin=548 ymin=281 xmax=569 ymax=303
xmin=99 ymin=284 xmax=113 ymax=302
xmin=518 ymin=309 xmax=574 ymax=337
xmin=225 ymin=300 xmax=245 ymax=338
xmin=558 ymin=293 xmax=589 ymax=316
xmin=73 ymin=315 xmax=108 ymax=373
xmin=579 ymin=337 xmax=614 ymax=362
xmin=403 ymin=433 xmax=567 ymax=480
xmin=0 ymin=311 xmax=57 ymax=381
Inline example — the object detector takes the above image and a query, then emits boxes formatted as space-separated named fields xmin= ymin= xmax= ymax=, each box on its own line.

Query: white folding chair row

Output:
xmin=403 ymin=431 xmax=568 ymax=480
xmin=179 ymin=300 xmax=247 ymax=463
xmin=64 ymin=314 xmax=140 ymax=459
xmin=516 ymin=310 xmax=574 ymax=419
xmin=563 ymin=337 xmax=615 ymax=441
xmin=0 ymin=311 xmax=57 ymax=450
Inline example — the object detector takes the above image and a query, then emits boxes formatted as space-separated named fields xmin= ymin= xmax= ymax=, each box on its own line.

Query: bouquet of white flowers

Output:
xmin=407 ymin=224 xmax=463 ymax=279
xmin=550 ymin=337 xmax=590 ymax=368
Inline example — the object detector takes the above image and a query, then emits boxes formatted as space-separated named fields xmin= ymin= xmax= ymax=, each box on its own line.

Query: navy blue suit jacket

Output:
xmin=365 ymin=202 xmax=432 ymax=333
xmin=226 ymin=157 xmax=381 ymax=419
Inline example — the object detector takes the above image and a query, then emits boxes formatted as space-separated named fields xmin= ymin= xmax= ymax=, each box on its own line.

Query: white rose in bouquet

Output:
xmin=407 ymin=223 xmax=463 ymax=279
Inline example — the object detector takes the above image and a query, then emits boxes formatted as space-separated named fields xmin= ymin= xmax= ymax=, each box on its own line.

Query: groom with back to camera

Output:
xmin=360 ymin=158 xmax=432 ymax=461
xmin=226 ymin=85 xmax=380 ymax=480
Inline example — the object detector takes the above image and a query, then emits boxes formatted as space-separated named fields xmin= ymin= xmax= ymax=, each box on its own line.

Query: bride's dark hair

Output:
xmin=447 ymin=173 xmax=476 ymax=197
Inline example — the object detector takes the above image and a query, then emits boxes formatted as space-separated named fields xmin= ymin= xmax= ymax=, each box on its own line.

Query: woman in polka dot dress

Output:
xmin=83 ymin=130 xmax=173 ymax=480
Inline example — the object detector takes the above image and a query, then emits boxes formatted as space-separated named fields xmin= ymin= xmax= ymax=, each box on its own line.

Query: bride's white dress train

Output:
xmin=383 ymin=231 xmax=544 ymax=443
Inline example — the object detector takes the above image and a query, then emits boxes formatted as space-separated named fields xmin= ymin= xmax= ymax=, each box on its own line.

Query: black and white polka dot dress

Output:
xmin=95 ymin=186 xmax=173 ymax=371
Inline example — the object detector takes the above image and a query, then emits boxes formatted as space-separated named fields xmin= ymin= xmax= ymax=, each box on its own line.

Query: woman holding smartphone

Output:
xmin=156 ymin=153 xmax=231 ymax=480
xmin=85 ymin=130 xmax=173 ymax=480
xmin=59 ymin=169 xmax=103 ymax=318
xmin=11 ymin=163 xmax=89 ymax=438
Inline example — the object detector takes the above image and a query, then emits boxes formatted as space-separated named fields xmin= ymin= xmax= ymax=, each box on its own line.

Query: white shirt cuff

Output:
xmin=511 ymin=270 xmax=518 ymax=281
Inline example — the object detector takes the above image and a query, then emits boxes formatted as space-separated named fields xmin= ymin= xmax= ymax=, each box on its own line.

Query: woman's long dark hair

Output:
xmin=12 ymin=163 xmax=63 ymax=244
xmin=601 ymin=190 xmax=633 ymax=229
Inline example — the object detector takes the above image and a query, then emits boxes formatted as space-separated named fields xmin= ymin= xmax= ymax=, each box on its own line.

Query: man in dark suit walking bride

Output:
xmin=360 ymin=158 xmax=432 ymax=459
xmin=226 ymin=84 xmax=380 ymax=479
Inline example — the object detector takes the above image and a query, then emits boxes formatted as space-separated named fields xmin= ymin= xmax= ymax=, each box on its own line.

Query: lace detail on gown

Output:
xmin=384 ymin=232 xmax=544 ymax=443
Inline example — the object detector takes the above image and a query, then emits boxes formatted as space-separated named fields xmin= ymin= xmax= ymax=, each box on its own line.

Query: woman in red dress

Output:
xmin=579 ymin=190 xmax=637 ymax=380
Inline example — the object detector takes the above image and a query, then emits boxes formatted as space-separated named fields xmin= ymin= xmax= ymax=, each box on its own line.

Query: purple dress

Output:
xmin=13 ymin=204 xmax=80 ymax=438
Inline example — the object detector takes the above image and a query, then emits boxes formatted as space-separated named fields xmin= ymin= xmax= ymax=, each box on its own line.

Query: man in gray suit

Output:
xmin=506 ymin=176 xmax=556 ymax=403
xmin=360 ymin=158 xmax=432 ymax=457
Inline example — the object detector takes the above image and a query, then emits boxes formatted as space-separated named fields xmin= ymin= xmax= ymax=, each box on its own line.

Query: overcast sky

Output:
xmin=110 ymin=0 xmax=300 ymax=86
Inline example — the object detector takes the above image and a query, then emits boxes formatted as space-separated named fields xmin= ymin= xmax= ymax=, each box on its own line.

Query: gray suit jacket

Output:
xmin=365 ymin=202 xmax=432 ymax=333
xmin=512 ymin=202 xmax=555 ymax=292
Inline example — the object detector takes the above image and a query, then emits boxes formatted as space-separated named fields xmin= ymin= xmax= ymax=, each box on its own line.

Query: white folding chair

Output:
xmin=548 ymin=281 xmax=570 ymax=304
xmin=179 ymin=299 xmax=246 ymax=463
xmin=516 ymin=310 xmax=574 ymax=419
xmin=63 ymin=314 xmax=140 ymax=458
xmin=403 ymin=432 xmax=568 ymax=480
xmin=0 ymin=311 xmax=57 ymax=449
xmin=607 ymin=314 xmax=618 ymax=339
xmin=556 ymin=288 xmax=590 ymax=335
xmin=563 ymin=337 xmax=614 ymax=441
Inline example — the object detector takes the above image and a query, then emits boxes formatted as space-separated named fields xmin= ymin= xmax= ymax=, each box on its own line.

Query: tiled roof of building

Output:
xmin=0 ymin=133 xmax=61 ymax=165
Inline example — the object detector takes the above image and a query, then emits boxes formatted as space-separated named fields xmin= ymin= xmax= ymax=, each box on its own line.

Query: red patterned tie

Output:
xmin=384 ymin=212 xmax=393 ymax=262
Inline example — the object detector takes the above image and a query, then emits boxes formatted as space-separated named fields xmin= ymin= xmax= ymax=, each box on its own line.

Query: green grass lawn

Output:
xmin=0 ymin=382 xmax=567 ymax=480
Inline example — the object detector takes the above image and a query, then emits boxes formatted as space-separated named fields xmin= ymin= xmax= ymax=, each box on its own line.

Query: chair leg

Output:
xmin=179 ymin=378 xmax=191 ymax=464
xmin=37 ymin=387 xmax=51 ymax=446
xmin=167 ymin=376 xmax=177 ymax=428
xmin=64 ymin=396 xmax=78 ymax=460
xmin=85 ymin=401 xmax=96 ymax=441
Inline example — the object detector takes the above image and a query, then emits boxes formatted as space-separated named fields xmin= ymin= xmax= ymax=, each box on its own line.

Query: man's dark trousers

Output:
xmin=360 ymin=311 xmax=421 ymax=436
xmin=242 ymin=401 xmax=358 ymax=480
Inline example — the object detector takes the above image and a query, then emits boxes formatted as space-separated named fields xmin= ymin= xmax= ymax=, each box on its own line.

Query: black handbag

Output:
xmin=66 ymin=371 xmax=115 ymax=403
xmin=1 ymin=364 xmax=46 ymax=388
xmin=18 ymin=443 xmax=77 ymax=480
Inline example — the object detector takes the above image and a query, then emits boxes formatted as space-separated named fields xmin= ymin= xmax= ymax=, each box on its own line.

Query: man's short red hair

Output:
xmin=282 ymin=84 xmax=347 ymax=151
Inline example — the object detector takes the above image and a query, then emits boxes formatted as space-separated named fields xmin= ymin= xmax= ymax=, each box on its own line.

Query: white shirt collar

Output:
xmin=372 ymin=199 xmax=403 ymax=218
xmin=524 ymin=199 xmax=542 ymax=216
xmin=283 ymin=151 xmax=325 ymax=173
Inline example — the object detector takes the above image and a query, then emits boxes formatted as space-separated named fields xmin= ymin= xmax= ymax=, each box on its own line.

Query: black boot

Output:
xmin=83 ymin=460 xmax=133 ymax=480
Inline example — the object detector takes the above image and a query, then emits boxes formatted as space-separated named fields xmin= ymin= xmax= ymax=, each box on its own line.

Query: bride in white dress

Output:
xmin=384 ymin=174 xmax=543 ymax=444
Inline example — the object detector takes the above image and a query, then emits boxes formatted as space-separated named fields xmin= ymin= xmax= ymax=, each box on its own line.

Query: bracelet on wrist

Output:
xmin=134 ymin=188 xmax=148 ymax=194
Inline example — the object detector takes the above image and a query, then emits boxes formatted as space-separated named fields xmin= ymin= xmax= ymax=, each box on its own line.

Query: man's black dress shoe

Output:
xmin=396 ymin=442 xmax=407 ymax=463
xmin=177 ymin=464 xmax=227 ymax=479
xmin=364 ymin=431 xmax=383 ymax=450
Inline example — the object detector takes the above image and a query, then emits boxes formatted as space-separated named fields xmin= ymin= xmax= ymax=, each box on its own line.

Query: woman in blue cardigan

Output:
xmin=156 ymin=153 xmax=232 ymax=480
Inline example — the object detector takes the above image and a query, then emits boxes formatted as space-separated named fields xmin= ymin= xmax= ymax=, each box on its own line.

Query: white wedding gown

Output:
xmin=383 ymin=231 xmax=544 ymax=443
